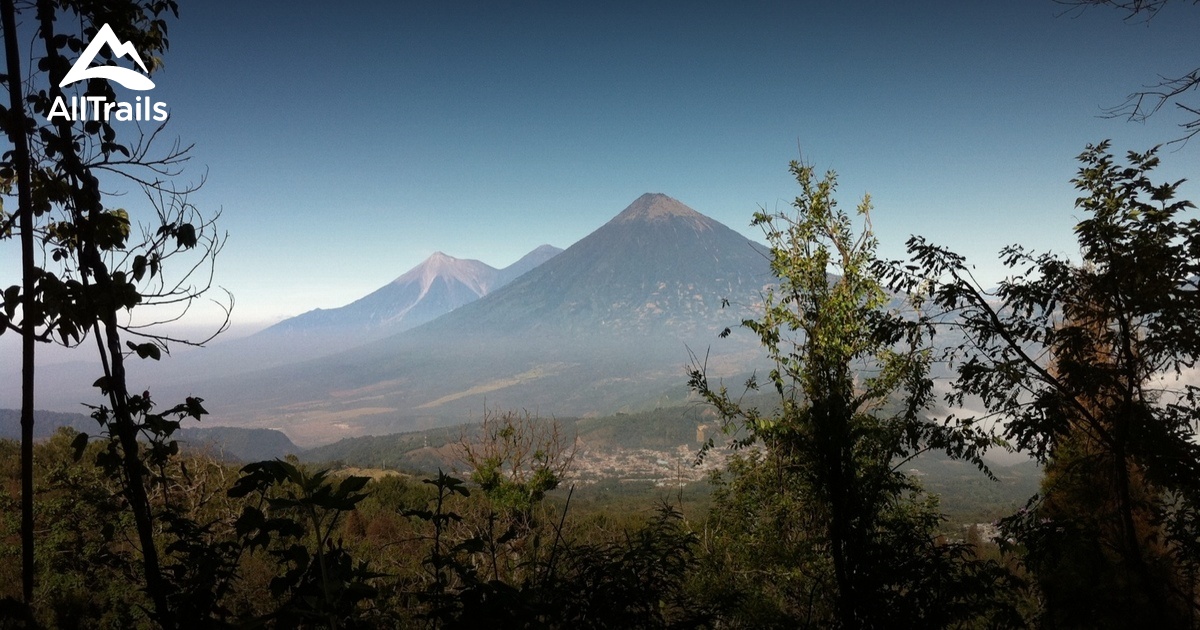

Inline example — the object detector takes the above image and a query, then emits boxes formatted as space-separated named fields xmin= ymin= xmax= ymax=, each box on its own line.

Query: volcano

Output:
xmin=410 ymin=193 xmax=772 ymax=338
xmin=184 ymin=194 xmax=776 ymax=445
xmin=262 ymin=244 xmax=563 ymax=338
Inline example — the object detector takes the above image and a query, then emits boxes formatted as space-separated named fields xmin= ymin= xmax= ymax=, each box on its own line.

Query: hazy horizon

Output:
xmin=2 ymin=0 xmax=1190 ymax=330
xmin=3 ymin=2 xmax=1198 ymax=412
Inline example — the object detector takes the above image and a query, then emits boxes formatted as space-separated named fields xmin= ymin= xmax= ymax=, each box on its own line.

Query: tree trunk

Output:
xmin=1 ymin=0 xmax=39 ymax=606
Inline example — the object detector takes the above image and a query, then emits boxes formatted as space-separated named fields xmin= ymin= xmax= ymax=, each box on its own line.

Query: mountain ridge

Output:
xmin=406 ymin=193 xmax=771 ymax=339
xmin=192 ymin=193 xmax=776 ymax=445
xmin=262 ymin=243 xmax=563 ymax=337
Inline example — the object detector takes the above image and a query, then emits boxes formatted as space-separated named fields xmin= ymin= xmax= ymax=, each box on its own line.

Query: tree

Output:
xmin=1056 ymin=0 xmax=1200 ymax=143
xmin=458 ymin=410 xmax=575 ymax=521
xmin=689 ymin=160 xmax=1005 ymax=628
xmin=0 ymin=2 xmax=227 ymax=624
xmin=1 ymin=0 xmax=42 ymax=610
xmin=887 ymin=141 xmax=1200 ymax=626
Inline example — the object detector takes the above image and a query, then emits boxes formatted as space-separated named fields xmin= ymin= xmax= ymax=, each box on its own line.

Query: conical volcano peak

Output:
xmin=394 ymin=251 xmax=497 ymax=294
xmin=610 ymin=193 xmax=712 ymax=227
xmin=407 ymin=251 xmax=465 ymax=276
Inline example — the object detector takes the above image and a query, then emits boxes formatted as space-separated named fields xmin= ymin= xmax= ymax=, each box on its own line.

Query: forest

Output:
xmin=4 ymin=0 xmax=1200 ymax=628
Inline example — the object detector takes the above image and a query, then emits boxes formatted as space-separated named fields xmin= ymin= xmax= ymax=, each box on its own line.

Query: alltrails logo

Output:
xmin=48 ymin=23 xmax=168 ymax=123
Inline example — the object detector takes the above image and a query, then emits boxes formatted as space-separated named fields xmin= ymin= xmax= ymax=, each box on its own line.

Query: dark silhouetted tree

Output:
xmin=886 ymin=141 xmax=1200 ymax=626
xmin=0 ymin=1 xmax=227 ymax=624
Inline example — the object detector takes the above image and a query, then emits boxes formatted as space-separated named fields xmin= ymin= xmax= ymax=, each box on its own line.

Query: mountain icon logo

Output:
xmin=59 ymin=23 xmax=155 ymax=91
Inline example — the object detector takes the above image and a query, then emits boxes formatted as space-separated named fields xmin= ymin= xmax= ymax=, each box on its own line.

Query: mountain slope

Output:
xmin=495 ymin=244 xmax=564 ymax=287
xmin=194 ymin=194 xmax=775 ymax=445
xmin=416 ymin=193 xmax=772 ymax=338
xmin=262 ymin=245 xmax=562 ymax=337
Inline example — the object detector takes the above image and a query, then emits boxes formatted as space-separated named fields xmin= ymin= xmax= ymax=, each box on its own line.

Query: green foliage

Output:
xmin=536 ymin=504 xmax=712 ymax=629
xmin=401 ymin=469 xmax=710 ymax=629
xmin=695 ymin=451 xmax=834 ymax=626
xmin=458 ymin=409 xmax=574 ymax=518
xmin=0 ymin=429 xmax=252 ymax=628
xmin=690 ymin=160 xmax=1010 ymax=627
xmin=27 ymin=430 xmax=147 ymax=628
xmin=1 ymin=421 xmax=1029 ymax=628
xmin=228 ymin=459 xmax=380 ymax=628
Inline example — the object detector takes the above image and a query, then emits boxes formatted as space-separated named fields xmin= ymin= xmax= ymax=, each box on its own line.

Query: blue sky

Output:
xmin=45 ymin=0 xmax=1200 ymax=331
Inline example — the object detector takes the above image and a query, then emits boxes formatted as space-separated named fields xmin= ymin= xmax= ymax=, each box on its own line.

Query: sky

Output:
xmin=7 ymin=0 xmax=1200 ymax=335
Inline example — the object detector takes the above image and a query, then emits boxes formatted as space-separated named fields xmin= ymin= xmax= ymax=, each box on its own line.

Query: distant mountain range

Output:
xmin=188 ymin=193 xmax=776 ymax=445
xmin=13 ymin=193 xmax=777 ymax=447
xmin=261 ymin=244 xmax=563 ymax=338
xmin=2 ymin=243 xmax=567 ymax=408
